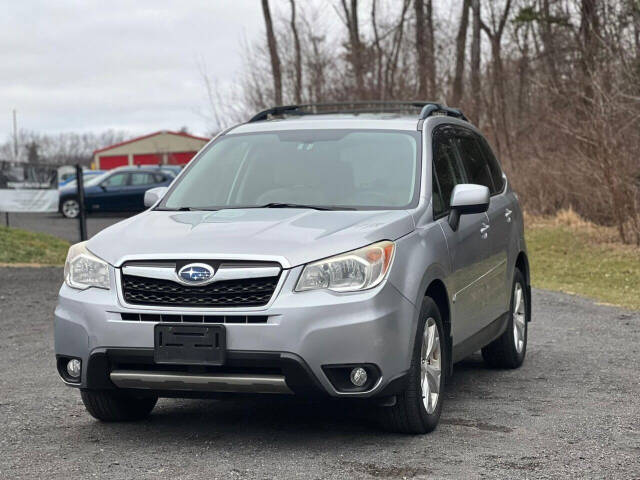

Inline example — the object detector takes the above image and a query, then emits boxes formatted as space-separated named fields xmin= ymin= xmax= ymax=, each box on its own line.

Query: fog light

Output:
xmin=350 ymin=367 xmax=367 ymax=387
xmin=66 ymin=359 xmax=81 ymax=378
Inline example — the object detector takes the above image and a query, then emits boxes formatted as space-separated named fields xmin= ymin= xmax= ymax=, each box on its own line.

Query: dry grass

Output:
xmin=525 ymin=209 xmax=640 ymax=310
xmin=525 ymin=208 xmax=622 ymax=244
xmin=0 ymin=227 xmax=69 ymax=266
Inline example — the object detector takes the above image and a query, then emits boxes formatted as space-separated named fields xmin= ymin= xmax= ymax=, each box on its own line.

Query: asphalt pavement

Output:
xmin=0 ymin=267 xmax=638 ymax=479
xmin=5 ymin=212 xmax=127 ymax=243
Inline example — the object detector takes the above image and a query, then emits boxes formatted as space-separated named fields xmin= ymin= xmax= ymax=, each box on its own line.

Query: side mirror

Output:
xmin=144 ymin=186 xmax=168 ymax=208
xmin=448 ymin=184 xmax=490 ymax=231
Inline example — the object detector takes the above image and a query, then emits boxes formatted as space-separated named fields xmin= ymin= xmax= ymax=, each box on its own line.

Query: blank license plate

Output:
xmin=154 ymin=324 xmax=226 ymax=366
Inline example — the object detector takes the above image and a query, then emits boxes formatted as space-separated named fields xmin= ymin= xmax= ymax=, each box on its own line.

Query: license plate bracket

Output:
xmin=154 ymin=324 xmax=226 ymax=366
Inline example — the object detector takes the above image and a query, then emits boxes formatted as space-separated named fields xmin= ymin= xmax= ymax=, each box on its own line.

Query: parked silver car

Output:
xmin=55 ymin=102 xmax=531 ymax=433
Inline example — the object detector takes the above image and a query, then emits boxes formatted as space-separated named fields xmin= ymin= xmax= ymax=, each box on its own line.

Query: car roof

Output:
xmin=229 ymin=114 xmax=420 ymax=135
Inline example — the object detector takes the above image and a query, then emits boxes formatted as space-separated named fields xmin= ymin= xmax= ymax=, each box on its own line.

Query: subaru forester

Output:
xmin=55 ymin=102 xmax=531 ymax=433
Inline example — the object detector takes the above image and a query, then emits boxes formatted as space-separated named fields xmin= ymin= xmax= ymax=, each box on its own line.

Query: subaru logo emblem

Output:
xmin=178 ymin=263 xmax=214 ymax=284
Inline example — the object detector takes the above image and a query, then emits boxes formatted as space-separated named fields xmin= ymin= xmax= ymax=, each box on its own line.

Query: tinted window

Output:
xmin=477 ymin=136 xmax=504 ymax=193
xmin=454 ymin=134 xmax=494 ymax=191
xmin=102 ymin=173 xmax=128 ymax=187
xmin=163 ymin=130 xmax=420 ymax=210
xmin=432 ymin=131 xmax=465 ymax=217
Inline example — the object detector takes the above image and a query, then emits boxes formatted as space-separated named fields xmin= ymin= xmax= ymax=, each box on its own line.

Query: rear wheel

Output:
xmin=61 ymin=199 xmax=80 ymax=219
xmin=380 ymin=297 xmax=447 ymax=434
xmin=80 ymin=389 xmax=157 ymax=422
xmin=481 ymin=268 xmax=528 ymax=369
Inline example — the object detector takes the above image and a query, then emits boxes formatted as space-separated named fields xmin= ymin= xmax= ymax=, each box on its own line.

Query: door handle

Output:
xmin=480 ymin=223 xmax=490 ymax=239
xmin=505 ymin=209 xmax=512 ymax=223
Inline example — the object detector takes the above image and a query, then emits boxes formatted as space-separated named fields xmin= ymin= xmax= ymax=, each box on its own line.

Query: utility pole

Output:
xmin=4 ymin=110 xmax=18 ymax=226
xmin=76 ymin=165 xmax=87 ymax=241
xmin=12 ymin=109 xmax=18 ymax=161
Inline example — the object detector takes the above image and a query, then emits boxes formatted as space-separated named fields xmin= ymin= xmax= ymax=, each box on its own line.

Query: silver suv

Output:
xmin=55 ymin=102 xmax=530 ymax=434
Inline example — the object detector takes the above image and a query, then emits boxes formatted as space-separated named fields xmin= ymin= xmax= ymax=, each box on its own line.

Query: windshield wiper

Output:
xmin=256 ymin=203 xmax=353 ymax=211
xmin=157 ymin=203 xmax=354 ymax=211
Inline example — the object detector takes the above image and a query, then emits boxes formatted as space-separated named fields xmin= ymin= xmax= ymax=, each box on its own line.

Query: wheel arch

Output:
xmin=424 ymin=278 xmax=453 ymax=376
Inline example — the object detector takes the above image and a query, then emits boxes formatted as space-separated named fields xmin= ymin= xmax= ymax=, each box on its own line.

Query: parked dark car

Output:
xmin=58 ymin=166 xmax=175 ymax=218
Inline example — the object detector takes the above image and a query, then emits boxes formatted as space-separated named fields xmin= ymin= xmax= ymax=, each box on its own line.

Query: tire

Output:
xmin=80 ymin=389 xmax=157 ymax=422
xmin=481 ymin=268 xmax=528 ymax=369
xmin=380 ymin=297 xmax=447 ymax=434
xmin=61 ymin=198 xmax=80 ymax=219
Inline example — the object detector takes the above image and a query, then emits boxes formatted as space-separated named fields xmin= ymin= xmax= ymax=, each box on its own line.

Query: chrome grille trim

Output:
xmin=122 ymin=264 xmax=281 ymax=286
xmin=115 ymin=261 xmax=288 ymax=312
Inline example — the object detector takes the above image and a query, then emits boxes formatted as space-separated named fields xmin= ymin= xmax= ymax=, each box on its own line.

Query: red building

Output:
xmin=93 ymin=130 xmax=210 ymax=170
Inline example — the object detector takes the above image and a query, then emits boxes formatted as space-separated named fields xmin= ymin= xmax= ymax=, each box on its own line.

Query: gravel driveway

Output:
xmin=0 ymin=267 xmax=638 ymax=479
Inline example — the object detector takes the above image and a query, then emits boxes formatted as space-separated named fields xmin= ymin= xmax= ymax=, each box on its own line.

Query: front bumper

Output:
xmin=54 ymin=266 xmax=417 ymax=398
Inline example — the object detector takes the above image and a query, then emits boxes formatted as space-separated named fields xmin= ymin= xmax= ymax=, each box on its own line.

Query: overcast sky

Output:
xmin=2 ymin=1 xmax=267 ymax=137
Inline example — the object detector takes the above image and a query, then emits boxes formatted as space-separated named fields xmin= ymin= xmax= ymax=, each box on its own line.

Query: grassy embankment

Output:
xmin=1 ymin=210 xmax=638 ymax=309
xmin=525 ymin=210 xmax=640 ymax=310
xmin=0 ymin=226 xmax=69 ymax=266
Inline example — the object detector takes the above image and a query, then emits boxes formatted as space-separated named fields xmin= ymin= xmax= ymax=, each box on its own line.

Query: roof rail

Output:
xmin=249 ymin=105 xmax=302 ymax=122
xmin=248 ymin=101 xmax=468 ymax=123
xmin=418 ymin=103 xmax=468 ymax=121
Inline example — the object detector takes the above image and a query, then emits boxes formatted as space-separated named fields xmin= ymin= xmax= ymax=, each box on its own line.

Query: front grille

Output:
xmin=121 ymin=274 xmax=280 ymax=308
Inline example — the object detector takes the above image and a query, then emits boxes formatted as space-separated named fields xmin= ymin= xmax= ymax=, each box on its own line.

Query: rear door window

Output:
xmin=130 ymin=172 xmax=156 ymax=186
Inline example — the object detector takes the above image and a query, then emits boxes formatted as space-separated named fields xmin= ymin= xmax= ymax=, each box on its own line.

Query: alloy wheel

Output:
xmin=513 ymin=282 xmax=526 ymax=353
xmin=420 ymin=317 xmax=441 ymax=414
xmin=62 ymin=200 xmax=80 ymax=218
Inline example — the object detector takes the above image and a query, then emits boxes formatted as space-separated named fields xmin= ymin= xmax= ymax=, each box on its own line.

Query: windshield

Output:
xmin=161 ymin=130 xmax=420 ymax=210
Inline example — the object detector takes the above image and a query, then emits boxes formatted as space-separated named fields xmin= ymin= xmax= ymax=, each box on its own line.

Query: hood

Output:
xmin=88 ymin=208 xmax=415 ymax=268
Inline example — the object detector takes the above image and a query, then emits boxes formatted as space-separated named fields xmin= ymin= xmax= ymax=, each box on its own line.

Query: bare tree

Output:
xmin=384 ymin=0 xmax=411 ymax=98
xmin=470 ymin=0 xmax=482 ymax=122
xmin=481 ymin=0 xmax=513 ymax=157
xmin=451 ymin=0 xmax=471 ymax=105
xmin=0 ymin=130 xmax=130 ymax=166
xmin=425 ymin=0 xmax=436 ymax=98
xmin=261 ymin=0 xmax=283 ymax=105
xmin=579 ymin=0 xmax=600 ymax=99
xmin=371 ymin=0 xmax=385 ymax=97
xmin=415 ymin=0 xmax=436 ymax=99
xmin=540 ymin=0 xmax=560 ymax=87
xmin=289 ymin=0 xmax=303 ymax=104
xmin=633 ymin=0 xmax=640 ymax=58
xmin=415 ymin=0 xmax=428 ymax=98
xmin=339 ymin=0 xmax=365 ymax=95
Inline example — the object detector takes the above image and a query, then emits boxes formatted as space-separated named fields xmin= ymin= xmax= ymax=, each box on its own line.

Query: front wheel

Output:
xmin=380 ymin=297 xmax=447 ymax=434
xmin=481 ymin=268 xmax=528 ymax=369
xmin=80 ymin=389 xmax=157 ymax=422
xmin=61 ymin=198 xmax=80 ymax=219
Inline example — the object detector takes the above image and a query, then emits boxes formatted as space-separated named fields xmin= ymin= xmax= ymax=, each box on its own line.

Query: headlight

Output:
xmin=295 ymin=241 xmax=395 ymax=293
xmin=64 ymin=241 xmax=110 ymax=290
